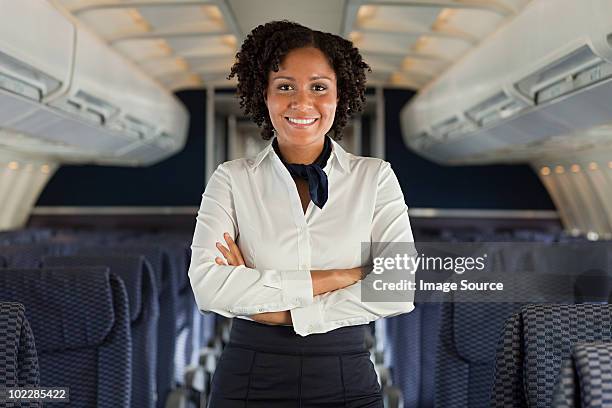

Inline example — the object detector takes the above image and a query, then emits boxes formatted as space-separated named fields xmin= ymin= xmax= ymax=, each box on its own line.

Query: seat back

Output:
xmin=0 ymin=302 xmax=40 ymax=396
xmin=43 ymin=255 xmax=159 ymax=408
xmin=0 ymin=267 xmax=132 ymax=407
xmin=436 ymin=270 xmax=575 ymax=408
xmin=0 ymin=244 xmax=66 ymax=268
xmin=75 ymin=245 xmax=177 ymax=407
xmin=552 ymin=342 xmax=612 ymax=408
xmin=493 ymin=304 xmax=612 ymax=408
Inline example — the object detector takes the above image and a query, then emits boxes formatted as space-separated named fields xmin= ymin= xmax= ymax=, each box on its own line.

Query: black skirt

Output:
xmin=208 ymin=318 xmax=383 ymax=408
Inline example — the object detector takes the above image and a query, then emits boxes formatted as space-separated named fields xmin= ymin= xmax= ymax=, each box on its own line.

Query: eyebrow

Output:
xmin=271 ymin=75 xmax=333 ymax=81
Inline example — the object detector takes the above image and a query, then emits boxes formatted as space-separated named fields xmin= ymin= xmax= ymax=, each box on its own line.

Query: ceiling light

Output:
xmin=555 ymin=165 xmax=564 ymax=174
xmin=540 ymin=166 xmax=551 ymax=176
xmin=589 ymin=162 xmax=598 ymax=170
xmin=204 ymin=5 xmax=223 ymax=21
xmin=8 ymin=161 xmax=18 ymax=170
xmin=127 ymin=9 xmax=150 ymax=32
xmin=357 ymin=5 xmax=377 ymax=23
xmin=570 ymin=164 xmax=580 ymax=173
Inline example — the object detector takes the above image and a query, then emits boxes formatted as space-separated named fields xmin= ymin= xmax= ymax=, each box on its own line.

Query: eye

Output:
xmin=313 ymin=84 xmax=327 ymax=92
xmin=277 ymin=84 xmax=293 ymax=91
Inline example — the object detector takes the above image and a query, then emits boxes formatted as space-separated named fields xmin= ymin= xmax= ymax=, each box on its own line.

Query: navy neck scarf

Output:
xmin=272 ymin=136 xmax=332 ymax=209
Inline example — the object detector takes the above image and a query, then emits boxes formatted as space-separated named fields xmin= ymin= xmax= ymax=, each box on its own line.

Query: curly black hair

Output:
xmin=228 ymin=20 xmax=371 ymax=140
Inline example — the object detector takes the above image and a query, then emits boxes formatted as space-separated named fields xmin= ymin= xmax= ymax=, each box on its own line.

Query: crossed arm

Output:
xmin=214 ymin=232 xmax=363 ymax=325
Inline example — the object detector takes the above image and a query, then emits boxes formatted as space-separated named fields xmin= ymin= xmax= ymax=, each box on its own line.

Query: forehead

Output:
xmin=272 ymin=47 xmax=336 ymax=78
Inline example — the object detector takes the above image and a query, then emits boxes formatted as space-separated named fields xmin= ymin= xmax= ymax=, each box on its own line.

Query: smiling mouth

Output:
xmin=285 ymin=117 xmax=318 ymax=127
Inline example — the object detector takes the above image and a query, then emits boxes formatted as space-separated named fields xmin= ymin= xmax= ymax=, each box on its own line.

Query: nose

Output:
xmin=289 ymin=89 xmax=313 ymax=110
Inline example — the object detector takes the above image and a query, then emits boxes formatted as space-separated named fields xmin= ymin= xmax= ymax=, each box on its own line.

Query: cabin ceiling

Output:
xmin=55 ymin=0 xmax=531 ymax=91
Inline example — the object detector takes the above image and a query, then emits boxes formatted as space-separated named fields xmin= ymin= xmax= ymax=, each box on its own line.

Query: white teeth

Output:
xmin=287 ymin=118 xmax=316 ymax=125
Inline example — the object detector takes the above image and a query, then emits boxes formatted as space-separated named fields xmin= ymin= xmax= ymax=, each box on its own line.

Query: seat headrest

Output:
xmin=42 ymin=256 xmax=146 ymax=322
xmin=76 ymin=245 xmax=167 ymax=291
xmin=0 ymin=267 xmax=116 ymax=353
xmin=452 ymin=273 xmax=576 ymax=363
xmin=0 ymin=244 xmax=67 ymax=268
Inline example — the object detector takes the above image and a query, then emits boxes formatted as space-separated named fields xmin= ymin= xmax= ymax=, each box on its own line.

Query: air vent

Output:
xmin=431 ymin=116 xmax=477 ymax=139
xmin=157 ymin=132 xmax=177 ymax=149
xmin=49 ymin=90 xmax=120 ymax=126
xmin=514 ymin=45 xmax=612 ymax=104
xmin=466 ymin=91 xmax=528 ymax=127
xmin=50 ymin=98 xmax=102 ymax=124
xmin=412 ymin=132 xmax=433 ymax=149
xmin=123 ymin=116 xmax=156 ymax=139
xmin=0 ymin=50 xmax=61 ymax=101
xmin=72 ymin=90 xmax=119 ymax=123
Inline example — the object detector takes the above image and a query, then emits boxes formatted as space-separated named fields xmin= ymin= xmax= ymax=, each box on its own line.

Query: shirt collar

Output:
xmin=248 ymin=137 xmax=351 ymax=174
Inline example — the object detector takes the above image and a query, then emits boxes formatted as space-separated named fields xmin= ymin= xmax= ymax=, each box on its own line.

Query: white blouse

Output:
xmin=188 ymin=137 xmax=415 ymax=336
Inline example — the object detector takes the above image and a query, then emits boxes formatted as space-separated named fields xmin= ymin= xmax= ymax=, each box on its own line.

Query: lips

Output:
xmin=285 ymin=117 xmax=318 ymax=128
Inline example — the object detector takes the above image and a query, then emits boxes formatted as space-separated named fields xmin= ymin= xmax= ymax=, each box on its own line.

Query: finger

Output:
xmin=216 ymin=242 xmax=236 ymax=265
xmin=215 ymin=257 xmax=227 ymax=266
xmin=224 ymin=233 xmax=245 ymax=265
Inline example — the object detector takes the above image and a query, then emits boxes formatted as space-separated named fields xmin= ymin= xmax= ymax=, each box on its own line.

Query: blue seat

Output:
xmin=552 ymin=342 xmax=612 ymax=408
xmin=75 ymin=245 xmax=178 ymax=407
xmin=493 ymin=304 xmax=612 ymax=408
xmin=149 ymin=241 xmax=194 ymax=384
xmin=434 ymin=269 xmax=575 ymax=408
xmin=0 ymin=244 xmax=67 ymax=268
xmin=0 ymin=267 xmax=132 ymax=407
xmin=0 ymin=301 xmax=40 ymax=407
xmin=43 ymin=255 xmax=159 ymax=408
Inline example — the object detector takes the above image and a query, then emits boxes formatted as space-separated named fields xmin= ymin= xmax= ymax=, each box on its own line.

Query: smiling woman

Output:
xmin=264 ymin=47 xmax=338 ymax=163
xmin=188 ymin=20 xmax=415 ymax=408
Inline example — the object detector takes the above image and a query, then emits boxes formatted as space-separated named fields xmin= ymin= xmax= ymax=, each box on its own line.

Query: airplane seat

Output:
xmin=573 ymin=269 xmax=612 ymax=304
xmin=0 ymin=267 xmax=132 ymax=407
xmin=387 ymin=243 xmax=493 ymax=408
xmin=42 ymin=255 xmax=160 ymax=408
xmin=0 ymin=243 xmax=69 ymax=268
xmin=75 ymin=245 xmax=178 ymax=408
xmin=121 ymin=237 xmax=197 ymax=385
xmin=0 ymin=229 xmax=52 ymax=245
xmin=551 ymin=342 xmax=612 ymax=408
xmin=0 ymin=255 xmax=6 ymax=267
xmin=0 ymin=302 xmax=41 ymax=400
xmin=387 ymin=289 xmax=449 ymax=407
xmin=492 ymin=304 xmax=612 ymax=408
xmin=435 ymin=269 xmax=576 ymax=408
xmin=140 ymin=241 xmax=194 ymax=384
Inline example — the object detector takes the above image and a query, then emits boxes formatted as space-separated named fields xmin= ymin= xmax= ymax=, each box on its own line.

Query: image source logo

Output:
xmin=361 ymin=242 xmax=609 ymax=303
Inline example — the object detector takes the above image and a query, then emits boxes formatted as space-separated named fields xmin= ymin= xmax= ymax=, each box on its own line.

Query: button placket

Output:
xmin=297 ymin=225 xmax=311 ymax=271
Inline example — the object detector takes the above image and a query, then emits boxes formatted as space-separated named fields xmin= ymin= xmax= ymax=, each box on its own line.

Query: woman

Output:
xmin=188 ymin=20 xmax=415 ymax=407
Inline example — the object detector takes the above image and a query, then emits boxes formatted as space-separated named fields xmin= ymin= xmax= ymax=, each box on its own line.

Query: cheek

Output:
xmin=320 ymin=99 xmax=337 ymax=121
xmin=266 ymin=97 xmax=284 ymax=122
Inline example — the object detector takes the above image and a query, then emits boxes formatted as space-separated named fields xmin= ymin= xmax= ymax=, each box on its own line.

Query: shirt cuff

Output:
xmin=280 ymin=269 xmax=313 ymax=307
xmin=290 ymin=301 xmax=325 ymax=336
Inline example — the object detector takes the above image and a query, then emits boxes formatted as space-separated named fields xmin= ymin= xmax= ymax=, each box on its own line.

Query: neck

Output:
xmin=276 ymin=138 xmax=326 ymax=164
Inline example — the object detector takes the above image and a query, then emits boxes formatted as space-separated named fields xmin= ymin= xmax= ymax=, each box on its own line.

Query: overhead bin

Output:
xmin=401 ymin=0 xmax=612 ymax=165
xmin=0 ymin=0 xmax=73 ymax=115
xmin=0 ymin=0 xmax=189 ymax=166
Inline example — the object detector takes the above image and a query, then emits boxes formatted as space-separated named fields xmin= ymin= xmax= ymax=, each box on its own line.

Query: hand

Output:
xmin=214 ymin=232 xmax=292 ymax=325
xmin=215 ymin=232 xmax=245 ymax=266
xmin=311 ymin=267 xmax=364 ymax=296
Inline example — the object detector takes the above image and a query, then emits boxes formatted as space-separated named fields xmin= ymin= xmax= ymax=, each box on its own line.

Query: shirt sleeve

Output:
xmin=290 ymin=160 xmax=416 ymax=336
xmin=188 ymin=163 xmax=314 ymax=318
